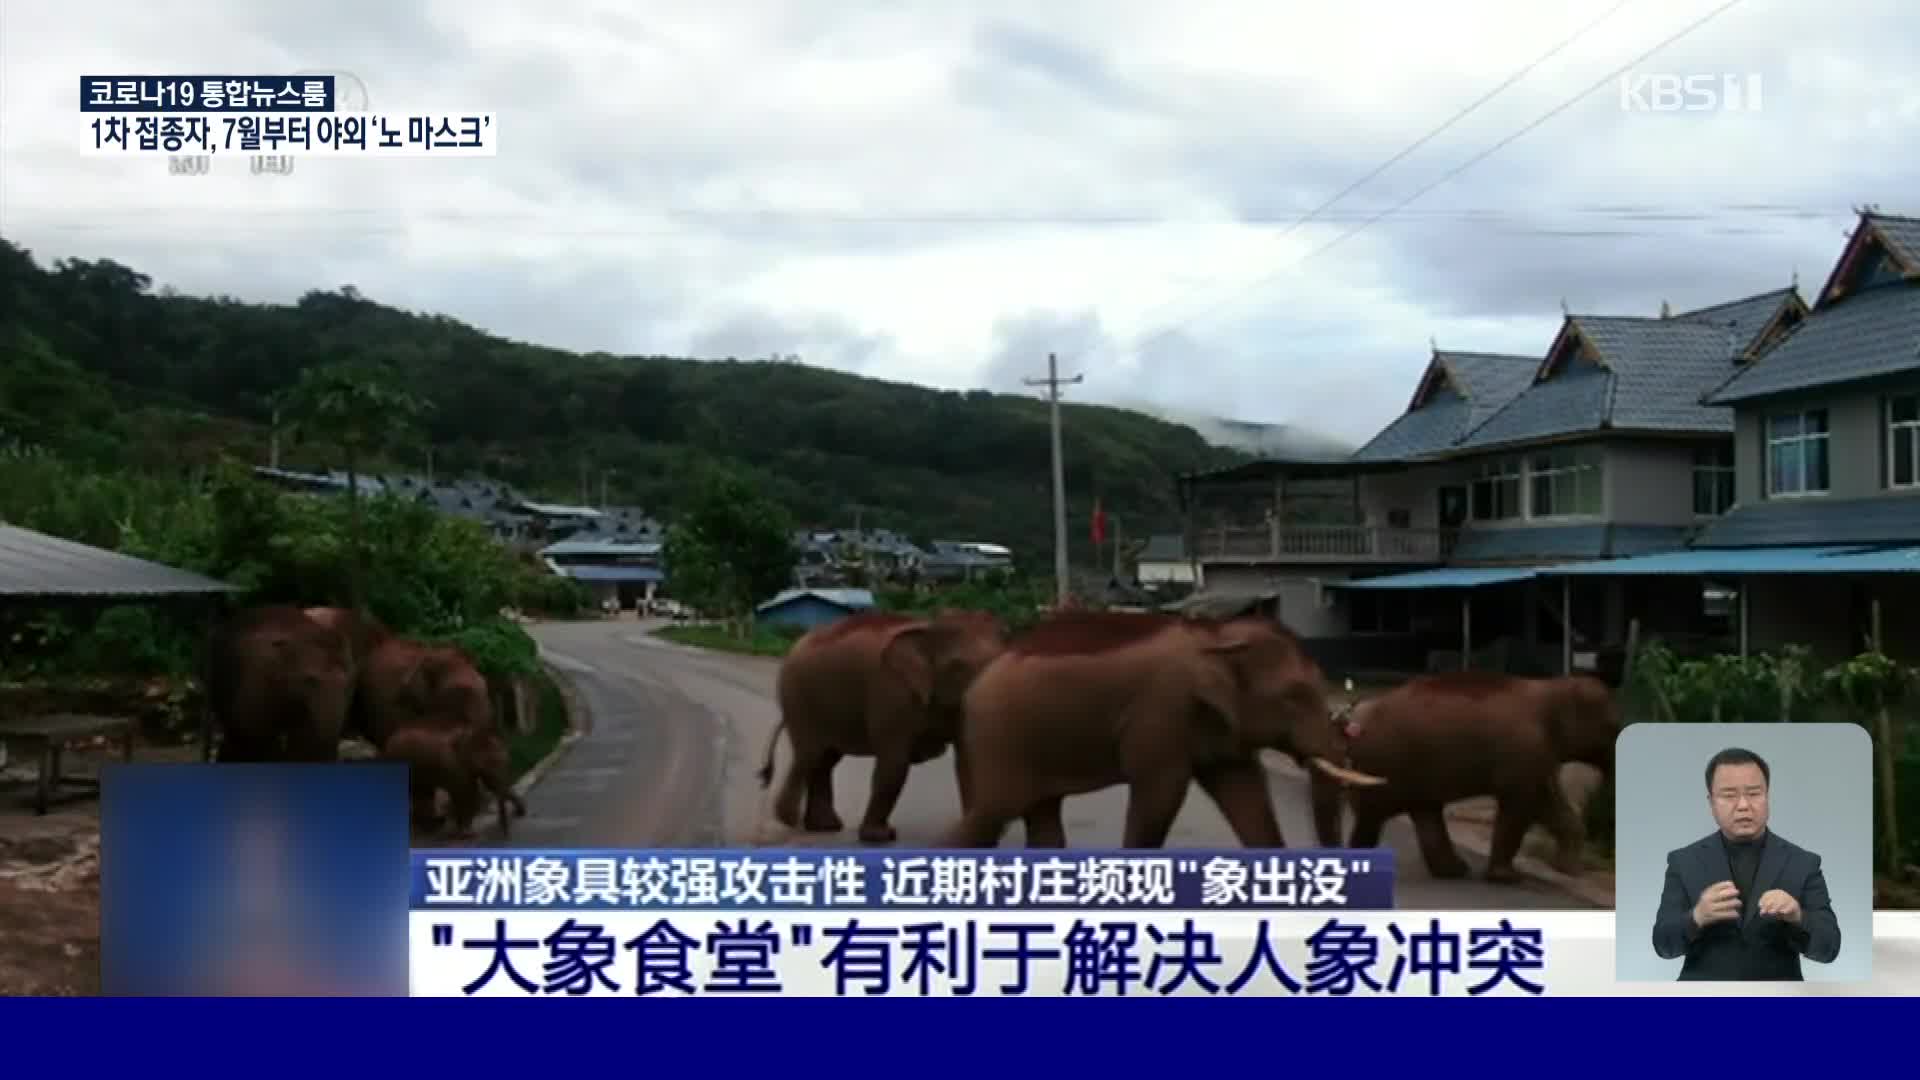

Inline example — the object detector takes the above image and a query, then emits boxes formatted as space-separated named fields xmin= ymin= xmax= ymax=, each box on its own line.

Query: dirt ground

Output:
xmin=0 ymin=733 xmax=199 ymax=996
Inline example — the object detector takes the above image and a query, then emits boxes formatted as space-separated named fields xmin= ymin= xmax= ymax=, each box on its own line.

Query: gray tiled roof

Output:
xmin=1702 ymin=283 xmax=1920 ymax=405
xmin=1691 ymin=494 xmax=1920 ymax=548
xmin=1457 ymin=288 xmax=1801 ymax=450
xmin=1869 ymin=213 xmax=1920 ymax=269
xmin=1351 ymin=351 xmax=1537 ymax=461
xmin=1451 ymin=523 xmax=1691 ymax=563
xmin=0 ymin=523 xmax=238 ymax=598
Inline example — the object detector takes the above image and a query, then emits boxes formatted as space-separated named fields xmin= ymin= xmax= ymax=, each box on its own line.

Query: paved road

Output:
xmin=514 ymin=618 xmax=1599 ymax=910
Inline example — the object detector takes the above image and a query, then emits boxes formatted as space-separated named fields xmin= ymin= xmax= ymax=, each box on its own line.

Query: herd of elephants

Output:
xmin=199 ymin=602 xmax=1617 ymax=881
xmin=759 ymin=607 xmax=1617 ymax=882
xmin=201 ymin=604 xmax=528 ymax=838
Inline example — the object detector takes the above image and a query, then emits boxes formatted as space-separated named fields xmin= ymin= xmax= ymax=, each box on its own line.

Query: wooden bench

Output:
xmin=0 ymin=713 xmax=136 ymax=815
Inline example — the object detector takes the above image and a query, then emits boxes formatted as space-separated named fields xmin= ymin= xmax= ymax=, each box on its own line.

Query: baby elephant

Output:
xmin=385 ymin=724 xmax=527 ymax=840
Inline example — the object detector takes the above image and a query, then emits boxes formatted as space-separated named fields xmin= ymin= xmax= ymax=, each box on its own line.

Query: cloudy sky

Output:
xmin=3 ymin=0 xmax=1918 ymax=448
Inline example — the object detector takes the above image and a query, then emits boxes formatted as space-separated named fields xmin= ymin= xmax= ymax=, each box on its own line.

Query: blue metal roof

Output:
xmin=756 ymin=587 xmax=876 ymax=612
xmin=1535 ymin=545 xmax=1900 ymax=576
xmin=1327 ymin=566 xmax=1539 ymax=590
xmin=561 ymin=565 xmax=665 ymax=583
xmin=542 ymin=539 xmax=662 ymax=557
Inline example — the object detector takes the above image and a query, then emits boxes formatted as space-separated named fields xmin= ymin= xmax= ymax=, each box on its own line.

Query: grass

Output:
xmin=507 ymin=671 xmax=570 ymax=781
xmin=654 ymin=622 xmax=799 ymax=658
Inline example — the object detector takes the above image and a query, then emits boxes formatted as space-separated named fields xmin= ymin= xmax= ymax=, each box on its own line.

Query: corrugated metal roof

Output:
xmin=517 ymin=500 xmax=603 ymax=518
xmin=756 ymin=587 xmax=875 ymax=612
xmin=1327 ymin=566 xmax=1538 ymax=590
xmin=561 ymin=565 xmax=664 ymax=584
xmin=0 ymin=523 xmax=238 ymax=598
xmin=1537 ymin=545 xmax=1879 ymax=576
xmin=541 ymin=539 xmax=662 ymax=557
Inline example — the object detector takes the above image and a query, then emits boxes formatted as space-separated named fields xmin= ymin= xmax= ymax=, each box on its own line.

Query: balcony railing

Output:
xmin=1193 ymin=524 xmax=1457 ymax=564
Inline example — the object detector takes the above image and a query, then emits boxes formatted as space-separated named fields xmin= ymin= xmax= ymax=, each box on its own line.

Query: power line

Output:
xmin=1086 ymin=0 xmax=1638 ymax=356
xmin=1106 ymin=0 xmax=1753 ymax=366
xmin=17 ymin=202 xmax=1849 ymax=227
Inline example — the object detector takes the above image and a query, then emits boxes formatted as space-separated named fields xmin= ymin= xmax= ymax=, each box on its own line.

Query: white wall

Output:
xmin=1138 ymin=559 xmax=1196 ymax=585
xmin=1357 ymin=462 xmax=1471 ymax=529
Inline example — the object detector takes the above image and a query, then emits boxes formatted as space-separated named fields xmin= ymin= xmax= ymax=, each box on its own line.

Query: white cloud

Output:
xmin=3 ymin=0 xmax=1918 ymax=448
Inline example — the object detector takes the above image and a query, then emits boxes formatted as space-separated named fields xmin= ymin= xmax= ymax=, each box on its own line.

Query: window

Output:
xmin=1890 ymin=394 xmax=1920 ymax=489
xmin=1765 ymin=410 xmax=1830 ymax=496
xmin=1470 ymin=458 xmax=1521 ymax=521
xmin=1692 ymin=443 xmax=1737 ymax=516
xmin=1528 ymin=447 xmax=1603 ymax=518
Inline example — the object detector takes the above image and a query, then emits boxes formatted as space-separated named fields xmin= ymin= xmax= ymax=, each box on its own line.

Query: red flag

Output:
xmin=1091 ymin=497 xmax=1107 ymax=546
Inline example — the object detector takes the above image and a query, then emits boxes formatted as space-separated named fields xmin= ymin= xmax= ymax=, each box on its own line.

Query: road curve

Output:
xmin=514 ymin=618 xmax=1600 ymax=910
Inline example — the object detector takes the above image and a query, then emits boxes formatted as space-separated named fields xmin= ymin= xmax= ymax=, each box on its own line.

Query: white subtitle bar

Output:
xmin=407 ymin=910 xmax=1920 ymax=997
xmin=83 ymin=112 xmax=496 ymax=156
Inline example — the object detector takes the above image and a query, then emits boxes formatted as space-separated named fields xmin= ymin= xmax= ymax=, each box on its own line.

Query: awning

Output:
xmin=560 ymin=565 xmax=664 ymax=584
xmin=1534 ymin=545 xmax=1895 ymax=576
xmin=1326 ymin=566 xmax=1538 ymax=590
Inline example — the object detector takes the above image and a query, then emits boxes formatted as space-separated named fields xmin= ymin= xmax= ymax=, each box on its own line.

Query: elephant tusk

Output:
xmin=1310 ymin=756 xmax=1388 ymax=787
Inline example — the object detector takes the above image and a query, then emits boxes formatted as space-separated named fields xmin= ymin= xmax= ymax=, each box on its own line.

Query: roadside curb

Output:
xmin=1263 ymin=757 xmax=1614 ymax=907
xmin=513 ymin=660 xmax=589 ymax=798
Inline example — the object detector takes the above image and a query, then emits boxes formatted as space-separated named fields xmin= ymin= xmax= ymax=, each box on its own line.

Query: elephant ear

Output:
xmin=880 ymin=624 xmax=936 ymax=709
xmin=398 ymin=652 xmax=450 ymax=715
xmin=1191 ymin=639 xmax=1251 ymax=740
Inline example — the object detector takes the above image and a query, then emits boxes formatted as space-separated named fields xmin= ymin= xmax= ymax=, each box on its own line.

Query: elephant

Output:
xmin=202 ymin=605 xmax=356 ymax=763
xmin=351 ymin=636 xmax=495 ymax=750
xmin=759 ymin=608 xmax=1008 ymax=844
xmin=936 ymin=610 xmax=1388 ymax=850
xmin=301 ymin=606 xmax=395 ymax=745
xmin=1308 ymin=671 xmax=1619 ymax=883
xmin=384 ymin=721 xmax=524 ymax=839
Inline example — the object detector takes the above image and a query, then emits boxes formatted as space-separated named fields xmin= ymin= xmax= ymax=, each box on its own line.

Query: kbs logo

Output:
xmin=1618 ymin=72 xmax=1763 ymax=112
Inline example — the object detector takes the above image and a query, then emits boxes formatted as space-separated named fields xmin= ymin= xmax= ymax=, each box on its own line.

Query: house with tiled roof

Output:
xmin=1177 ymin=281 xmax=1807 ymax=671
xmin=1542 ymin=208 xmax=1920 ymax=660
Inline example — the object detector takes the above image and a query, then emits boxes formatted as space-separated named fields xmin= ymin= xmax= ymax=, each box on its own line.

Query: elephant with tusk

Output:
xmin=937 ymin=610 xmax=1387 ymax=850
xmin=1309 ymin=671 xmax=1620 ymax=883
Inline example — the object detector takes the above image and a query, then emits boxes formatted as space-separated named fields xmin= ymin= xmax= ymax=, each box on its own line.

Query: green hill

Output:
xmin=0 ymin=238 xmax=1249 ymax=568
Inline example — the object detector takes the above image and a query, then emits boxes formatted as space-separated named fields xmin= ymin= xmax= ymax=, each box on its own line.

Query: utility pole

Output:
xmin=1024 ymin=352 xmax=1083 ymax=606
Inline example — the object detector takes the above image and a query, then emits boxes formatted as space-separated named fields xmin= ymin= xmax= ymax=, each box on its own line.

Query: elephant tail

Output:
xmin=756 ymin=716 xmax=788 ymax=788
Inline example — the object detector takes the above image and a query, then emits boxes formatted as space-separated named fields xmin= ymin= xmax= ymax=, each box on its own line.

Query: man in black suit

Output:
xmin=1650 ymin=747 xmax=1842 ymax=980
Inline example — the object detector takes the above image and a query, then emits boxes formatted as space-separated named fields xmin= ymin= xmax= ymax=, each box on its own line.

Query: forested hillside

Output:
xmin=0 ymin=238 xmax=1250 ymax=564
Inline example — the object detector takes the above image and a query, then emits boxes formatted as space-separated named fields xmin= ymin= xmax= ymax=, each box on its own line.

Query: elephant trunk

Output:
xmin=756 ymin=717 xmax=788 ymax=788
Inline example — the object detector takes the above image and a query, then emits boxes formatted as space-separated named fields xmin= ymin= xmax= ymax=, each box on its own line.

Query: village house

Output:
xmin=1537 ymin=209 xmax=1920 ymax=664
xmin=1180 ymin=273 xmax=1808 ymax=675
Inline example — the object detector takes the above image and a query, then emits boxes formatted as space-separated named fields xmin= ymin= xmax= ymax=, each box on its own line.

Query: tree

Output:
xmin=276 ymin=361 xmax=430 ymax=613
xmin=663 ymin=464 xmax=797 ymax=637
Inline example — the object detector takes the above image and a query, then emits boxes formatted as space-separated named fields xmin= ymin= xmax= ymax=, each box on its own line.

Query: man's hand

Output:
xmin=1691 ymin=880 xmax=1742 ymax=929
xmin=1757 ymin=888 xmax=1802 ymax=925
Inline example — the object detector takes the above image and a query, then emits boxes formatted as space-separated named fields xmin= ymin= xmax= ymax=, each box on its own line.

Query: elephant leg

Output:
xmin=1542 ymin=772 xmax=1586 ymax=875
xmin=939 ymin=797 xmax=1017 ymax=848
xmin=445 ymin=780 xmax=482 ymax=841
xmin=1121 ymin=770 xmax=1191 ymax=849
xmin=1194 ymin=759 xmax=1285 ymax=848
xmin=1309 ymin=773 xmax=1345 ymax=848
xmin=952 ymin=741 xmax=974 ymax=811
xmin=1022 ymin=796 xmax=1067 ymax=848
xmin=801 ymin=748 xmax=845 ymax=833
xmin=1484 ymin=792 xmax=1539 ymax=883
xmin=857 ymin=746 xmax=912 ymax=845
xmin=1410 ymin=804 xmax=1470 ymax=879
xmin=215 ymin=731 xmax=272 ymax=763
xmin=1347 ymin=803 xmax=1389 ymax=850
